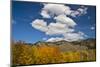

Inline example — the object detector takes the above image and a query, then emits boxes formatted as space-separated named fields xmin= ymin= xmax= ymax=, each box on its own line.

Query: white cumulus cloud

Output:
xmin=46 ymin=31 xmax=85 ymax=42
xmin=63 ymin=32 xmax=85 ymax=42
xmin=41 ymin=4 xmax=88 ymax=18
xmin=46 ymin=23 xmax=69 ymax=35
xmin=46 ymin=37 xmax=64 ymax=42
xmin=41 ymin=4 xmax=72 ymax=18
xmin=41 ymin=10 xmax=51 ymax=18
xmin=31 ymin=19 xmax=48 ymax=32
xmin=54 ymin=15 xmax=76 ymax=27
xmin=31 ymin=4 xmax=88 ymax=42
xmin=31 ymin=19 xmax=75 ymax=36
xmin=70 ymin=6 xmax=88 ymax=17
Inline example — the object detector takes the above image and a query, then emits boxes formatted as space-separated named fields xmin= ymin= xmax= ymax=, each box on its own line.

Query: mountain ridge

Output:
xmin=32 ymin=38 xmax=96 ymax=52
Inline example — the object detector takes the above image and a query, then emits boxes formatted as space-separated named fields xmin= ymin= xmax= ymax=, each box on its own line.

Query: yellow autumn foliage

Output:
xmin=33 ymin=45 xmax=63 ymax=64
xmin=12 ymin=44 xmax=34 ymax=65
xmin=12 ymin=41 xmax=96 ymax=66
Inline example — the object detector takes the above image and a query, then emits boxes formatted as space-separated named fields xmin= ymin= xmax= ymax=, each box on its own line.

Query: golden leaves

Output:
xmin=12 ymin=42 xmax=96 ymax=65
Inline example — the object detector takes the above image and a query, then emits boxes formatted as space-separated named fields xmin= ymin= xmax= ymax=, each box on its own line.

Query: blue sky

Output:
xmin=12 ymin=1 xmax=96 ymax=43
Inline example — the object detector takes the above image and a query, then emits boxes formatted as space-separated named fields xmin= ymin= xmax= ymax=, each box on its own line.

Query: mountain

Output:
xmin=33 ymin=38 xmax=96 ymax=52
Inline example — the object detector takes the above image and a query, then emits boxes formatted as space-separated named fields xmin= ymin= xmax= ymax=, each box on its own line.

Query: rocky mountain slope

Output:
xmin=34 ymin=38 xmax=96 ymax=52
